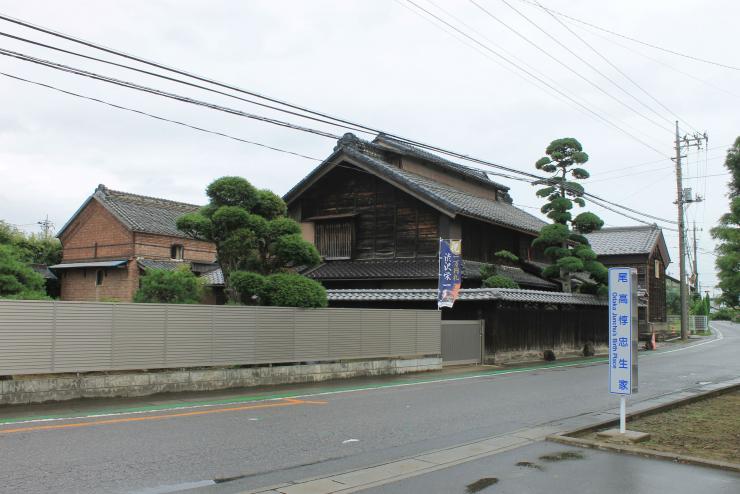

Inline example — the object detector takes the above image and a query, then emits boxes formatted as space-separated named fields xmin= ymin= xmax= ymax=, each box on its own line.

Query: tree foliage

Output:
xmin=177 ymin=177 xmax=324 ymax=306
xmin=479 ymin=250 xmax=520 ymax=288
xmin=710 ymin=137 xmax=740 ymax=309
xmin=0 ymin=244 xmax=47 ymax=299
xmin=0 ymin=221 xmax=57 ymax=300
xmin=0 ymin=221 xmax=62 ymax=265
xmin=482 ymin=274 xmax=519 ymax=289
xmin=134 ymin=267 xmax=204 ymax=304
xmin=532 ymin=138 xmax=607 ymax=293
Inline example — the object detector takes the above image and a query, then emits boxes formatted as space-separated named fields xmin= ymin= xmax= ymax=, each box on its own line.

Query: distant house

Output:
xmin=52 ymin=185 xmax=218 ymax=302
xmin=284 ymin=133 xmax=556 ymax=292
xmin=586 ymin=225 xmax=671 ymax=334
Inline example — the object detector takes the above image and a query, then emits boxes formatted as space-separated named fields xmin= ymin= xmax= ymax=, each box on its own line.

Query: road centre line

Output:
xmin=0 ymin=331 xmax=721 ymax=429
xmin=0 ymin=398 xmax=325 ymax=435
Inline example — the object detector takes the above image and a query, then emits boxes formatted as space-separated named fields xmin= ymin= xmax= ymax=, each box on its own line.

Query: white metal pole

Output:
xmin=620 ymin=395 xmax=627 ymax=433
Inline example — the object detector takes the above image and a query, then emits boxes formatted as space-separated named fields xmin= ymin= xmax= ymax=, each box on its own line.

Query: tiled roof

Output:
xmin=284 ymin=134 xmax=546 ymax=235
xmin=30 ymin=263 xmax=57 ymax=280
xmin=371 ymin=134 xmax=509 ymax=191
xmin=327 ymin=287 xmax=606 ymax=305
xmin=341 ymin=145 xmax=547 ymax=235
xmin=586 ymin=225 xmax=665 ymax=257
xmin=200 ymin=268 xmax=224 ymax=286
xmin=94 ymin=185 xmax=200 ymax=238
xmin=303 ymin=258 xmax=556 ymax=288
xmin=137 ymin=259 xmax=188 ymax=271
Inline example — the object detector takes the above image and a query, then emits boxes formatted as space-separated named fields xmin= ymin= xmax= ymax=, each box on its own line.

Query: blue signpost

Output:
xmin=608 ymin=267 xmax=639 ymax=433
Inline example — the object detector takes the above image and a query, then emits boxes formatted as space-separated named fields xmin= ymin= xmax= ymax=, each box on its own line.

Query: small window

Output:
xmin=171 ymin=244 xmax=184 ymax=260
xmin=655 ymin=259 xmax=661 ymax=278
xmin=95 ymin=269 xmax=104 ymax=286
xmin=315 ymin=221 xmax=353 ymax=259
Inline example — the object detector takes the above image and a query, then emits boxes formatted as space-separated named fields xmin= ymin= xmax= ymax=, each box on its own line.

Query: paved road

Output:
xmin=363 ymin=441 xmax=740 ymax=494
xmin=0 ymin=322 xmax=737 ymax=494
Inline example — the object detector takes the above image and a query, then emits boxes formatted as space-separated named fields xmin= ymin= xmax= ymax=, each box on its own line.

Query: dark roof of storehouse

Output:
xmin=57 ymin=184 xmax=202 ymax=239
xmin=302 ymin=258 xmax=557 ymax=289
xmin=283 ymin=133 xmax=546 ymax=235
xmin=327 ymin=287 xmax=606 ymax=306
xmin=586 ymin=224 xmax=670 ymax=263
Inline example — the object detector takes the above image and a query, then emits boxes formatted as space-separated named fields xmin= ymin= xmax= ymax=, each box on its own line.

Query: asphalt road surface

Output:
xmin=0 ymin=321 xmax=737 ymax=494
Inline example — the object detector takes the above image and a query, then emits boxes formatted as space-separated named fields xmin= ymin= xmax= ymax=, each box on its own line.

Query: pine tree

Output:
xmin=532 ymin=138 xmax=607 ymax=294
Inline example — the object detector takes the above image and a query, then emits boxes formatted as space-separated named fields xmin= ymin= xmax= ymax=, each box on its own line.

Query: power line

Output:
xmin=0 ymin=29 xmax=374 ymax=137
xmin=401 ymin=0 xmax=611 ymax=129
xmin=0 ymin=70 xmax=323 ymax=161
xmin=403 ymin=0 xmax=667 ymax=155
xmin=0 ymin=47 xmax=342 ymax=140
xmin=517 ymin=0 xmax=740 ymax=72
xmin=476 ymin=0 xmax=674 ymax=134
xmin=574 ymin=21 xmax=740 ymax=101
xmin=2 ymin=45 xmax=677 ymax=226
xmin=526 ymin=0 xmax=698 ymax=133
xmin=0 ymin=17 xmax=678 ymax=227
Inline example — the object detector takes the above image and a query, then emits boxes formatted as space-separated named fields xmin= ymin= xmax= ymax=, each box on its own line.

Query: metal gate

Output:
xmin=441 ymin=320 xmax=483 ymax=365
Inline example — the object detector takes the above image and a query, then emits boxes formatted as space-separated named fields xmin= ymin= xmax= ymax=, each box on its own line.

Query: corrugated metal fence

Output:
xmin=0 ymin=300 xmax=440 ymax=375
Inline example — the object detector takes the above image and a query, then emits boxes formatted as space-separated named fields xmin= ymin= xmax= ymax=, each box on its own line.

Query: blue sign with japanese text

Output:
xmin=608 ymin=267 xmax=638 ymax=394
xmin=438 ymin=239 xmax=462 ymax=309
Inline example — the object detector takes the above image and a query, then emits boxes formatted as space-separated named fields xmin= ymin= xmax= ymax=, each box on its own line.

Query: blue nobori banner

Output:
xmin=608 ymin=267 xmax=639 ymax=395
xmin=438 ymin=239 xmax=462 ymax=309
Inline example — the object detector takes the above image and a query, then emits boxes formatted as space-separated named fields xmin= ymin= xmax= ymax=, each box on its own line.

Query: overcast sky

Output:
xmin=0 ymin=0 xmax=737 ymax=293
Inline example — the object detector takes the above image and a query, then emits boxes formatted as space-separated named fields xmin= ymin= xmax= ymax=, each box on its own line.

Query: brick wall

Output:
xmin=59 ymin=260 xmax=139 ymax=302
xmin=133 ymin=232 xmax=216 ymax=263
xmin=60 ymin=200 xmax=133 ymax=262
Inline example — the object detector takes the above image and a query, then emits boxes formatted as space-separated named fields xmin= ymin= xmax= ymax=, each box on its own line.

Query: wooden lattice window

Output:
xmin=315 ymin=221 xmax=353 ymax=259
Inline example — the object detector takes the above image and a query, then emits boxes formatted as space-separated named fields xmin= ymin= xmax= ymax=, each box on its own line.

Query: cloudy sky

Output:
xmin=0 ymin=0 xmax=737 ymax=293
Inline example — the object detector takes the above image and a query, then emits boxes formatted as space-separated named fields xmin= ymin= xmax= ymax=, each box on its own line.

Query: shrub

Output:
xmin=482 ymin=274 xmax=519 ymax=289
xmin=260 ymin=273 xmax=327 ymax=308
xmin=229 ymin=271 xmax=266 ymax=304
xmin=710 ymin=308 xmax=737 ymax=321
xmin=134 ymin=267 xmax=203 ymax=304
xmin=493 ymin=249 xmax=519 ymax=264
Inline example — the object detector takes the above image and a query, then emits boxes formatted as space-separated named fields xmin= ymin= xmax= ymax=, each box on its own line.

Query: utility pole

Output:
xmin=692 ymin=222 xmax=699 ymax=294
xmin=672 ymin=122 xmax=707 ymax=342
xmin=37 ymin=215 xmax=54 ymax=239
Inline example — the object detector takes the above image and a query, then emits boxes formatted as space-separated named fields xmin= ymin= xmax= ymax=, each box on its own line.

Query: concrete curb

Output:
xmin=546 ymin=380 xmax=740 ymax=473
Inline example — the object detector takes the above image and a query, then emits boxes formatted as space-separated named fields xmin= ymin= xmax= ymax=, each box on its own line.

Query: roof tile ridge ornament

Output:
xmin=334 ymin=132 xmax=362 ymax=152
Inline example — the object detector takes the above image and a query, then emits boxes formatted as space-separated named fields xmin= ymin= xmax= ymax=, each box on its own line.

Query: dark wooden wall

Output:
xmin=445 ymin=301 xmax=607 ymax=355
xmin=329 ymin=299 xmax=608 ymax=355
xmin=299 ymin=165 xmax=439 ymax=259
xmin=598 ymin=251 xmax=667 ymax=324
xmin=460 ymin=217 xmax=541 ymax=262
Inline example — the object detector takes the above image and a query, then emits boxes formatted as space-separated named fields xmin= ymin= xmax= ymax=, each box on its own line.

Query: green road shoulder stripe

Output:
xmin=0 ymin=357 xmax=607 ymax=426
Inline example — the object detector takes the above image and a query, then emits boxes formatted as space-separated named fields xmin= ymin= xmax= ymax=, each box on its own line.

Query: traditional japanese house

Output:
xmin=586 ymin=225 xmax=671 ymax=335
xmin=284 ymin=133 xmax=556 ymax=291
xmin=52 ymin=185 xmax=219 ymax=302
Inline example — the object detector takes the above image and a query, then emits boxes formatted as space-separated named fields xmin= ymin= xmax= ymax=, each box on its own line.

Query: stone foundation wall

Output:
xmin=486 ymin=345 xmax=609 ymax=365
xmin=0 ymin=357 xmax=442 ymax=405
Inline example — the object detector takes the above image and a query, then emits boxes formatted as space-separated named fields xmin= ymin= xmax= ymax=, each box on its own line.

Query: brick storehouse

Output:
xmin=52 ymin=185 xmax=217 ymax=302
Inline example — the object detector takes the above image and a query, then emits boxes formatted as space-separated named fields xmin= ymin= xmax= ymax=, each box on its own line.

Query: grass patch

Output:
xmin=581 ymin=390 xmax=740 ymax=464
xmin=538 ymin=451 xmax=585 ymax=462
xmin=466 ymin=477 xmax=498 ymax=492
xmin=515 ymin=461 xmax=544 ymax=470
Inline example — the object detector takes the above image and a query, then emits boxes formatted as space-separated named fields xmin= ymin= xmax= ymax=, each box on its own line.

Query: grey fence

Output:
xmin=0 ymin=300 xmax=441 ymax=375
xmin=667 ymin=315 xmax=709 ymax=334
xmin=441 ymin=320 xmax=483 ymax=365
